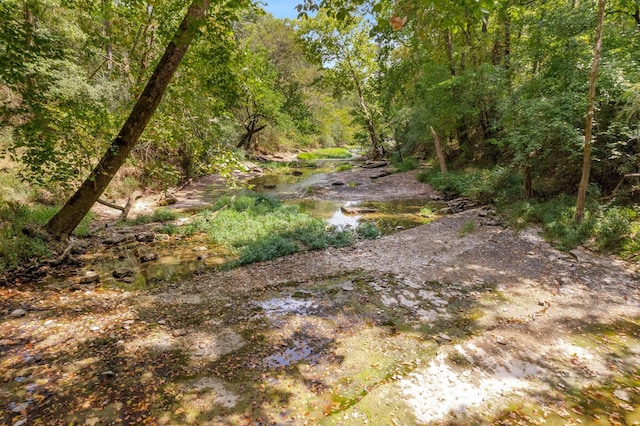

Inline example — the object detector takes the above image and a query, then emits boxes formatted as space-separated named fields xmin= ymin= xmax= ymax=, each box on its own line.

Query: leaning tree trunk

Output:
xmin=46 ymin=0 xmax=211 ymax=240
xmin=575 ymin=0 xmax=605 ymax=224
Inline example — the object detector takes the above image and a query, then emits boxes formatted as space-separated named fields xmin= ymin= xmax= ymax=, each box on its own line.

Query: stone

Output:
xmin=136 ymin=232 xmax=155 ymax=243
xmin=437 ymin=333 xmax=453 ymax=342
xmin=10 ymin=309 xmax=26 ymax=318
xmin=140 ymin=253 xmax=159 ymax=263
xmin=80 ymin=271 xmax=100 ymax=284
xmin=370 ymin=171 xmax=391 ymax=179
xmin=496 ymin=336 xmax=508 ymax=345
xmin=121 ymin=276 xmax=136 ymax=284
xmin=12 ymin=402 xmax=29 ymax=413
xmin=614 ymin=388 xmax=631 ymax=402
xmin=158 ymin=197 xmax=178 ymax=206
xmin=341 ymin=206 xmax=378 ymax=215
xmin=361 ymin=161 xmax=388 ymax=169
xmin=112 ymin=269 xmax=134 ymax=279
xmin=13 ymin=419 xmax=27 ymax=426
xmin=332 ymin=181 xmax=345 ymax=186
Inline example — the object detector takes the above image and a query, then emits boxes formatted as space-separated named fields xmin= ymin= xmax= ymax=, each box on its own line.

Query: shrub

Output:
xmin=596 ymin=207 xmax=635 ymax=252
xmin=356 ymin=222 xmax=381 ymax=239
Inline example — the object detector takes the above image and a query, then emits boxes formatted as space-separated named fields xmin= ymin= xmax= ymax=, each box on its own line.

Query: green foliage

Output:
xmin=596 ymin=207 xmax=635 ymax=252
xmin=356 ymin=222 xmax=380 ymax=239
xmin=129 ymin=208 xmax=178 ymax=225
xmin=0 ymin=202 xmax=91 ymax=272
xmin=297 ymin=147 xmax=352 ymax=160
xmin=418 ymin=168 xmax=522 ymax=204
xmin=391 ymin=156 xmax=419 ymax=172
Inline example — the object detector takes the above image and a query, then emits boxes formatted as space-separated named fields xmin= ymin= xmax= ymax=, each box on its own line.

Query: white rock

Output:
xmin=10 ymin=309 xmax=26 ymax=318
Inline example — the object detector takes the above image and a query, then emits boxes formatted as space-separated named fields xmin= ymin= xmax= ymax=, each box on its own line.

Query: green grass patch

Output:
xmin=297 ymin=148 xmax=352 ymax=161
xmin=163 ymin=193 xmax=375 ymax=267
xmin=128 ymin=208 xmax=178 ymax=225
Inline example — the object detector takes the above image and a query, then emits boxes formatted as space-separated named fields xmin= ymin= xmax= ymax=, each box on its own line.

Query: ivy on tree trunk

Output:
xmin=45 ymin=0 xmax=211 ymax=240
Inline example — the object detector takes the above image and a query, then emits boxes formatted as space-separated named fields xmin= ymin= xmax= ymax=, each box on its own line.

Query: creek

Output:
xmin=60 ymin=161 xmax=440 ymax=288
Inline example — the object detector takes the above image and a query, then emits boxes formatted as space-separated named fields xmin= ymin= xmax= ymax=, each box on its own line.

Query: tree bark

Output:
xmin=430 ymin=126 xmax=447 ymax=174
xmin=45 ymin=0 xmax=211 ymax=240
xmin=575 ymin=0 xmax=605 ymax=224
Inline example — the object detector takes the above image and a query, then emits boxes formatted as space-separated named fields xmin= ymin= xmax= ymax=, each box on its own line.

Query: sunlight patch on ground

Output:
xmin=400 ymin=344 xmax=543 ymax=423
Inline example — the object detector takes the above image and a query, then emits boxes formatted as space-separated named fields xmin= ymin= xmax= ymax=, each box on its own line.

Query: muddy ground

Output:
xmin=1 ymin=167 xmax=639 ymax=425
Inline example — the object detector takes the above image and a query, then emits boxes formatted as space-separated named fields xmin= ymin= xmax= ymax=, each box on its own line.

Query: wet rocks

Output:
xmin=112 ymin=269 xmax=135 ymax=281
xmin=341 ymin=206 xmax=378 ymax=215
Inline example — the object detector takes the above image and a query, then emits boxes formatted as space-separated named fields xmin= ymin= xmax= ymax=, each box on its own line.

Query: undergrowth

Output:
xmin=157 ymin=193 xmax=378 ymax=266
xmin=418 ymin=168 xmax=640 ymax=255
xmin=0 ymin=202 xmax=92 ymax=273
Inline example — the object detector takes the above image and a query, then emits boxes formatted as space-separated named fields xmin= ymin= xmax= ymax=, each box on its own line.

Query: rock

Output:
xmin=193 ymin=246 xmax=208 ymax=252
xmin=101 ymin=370 xmax=116 ymax=376
xmin=112 ymin=269 xmax=134 ymax=279
xmin=341 ymin=206 xmax=378 ymax=215
xmin=103 ymin=234 xmax=136 ymax=245
xmin=10 ymin=308 xmax=26 ymax=318
xmin=292 ymin=290 xmax=314 ymax=299
xmin=437 ymin=333 xmax=453 ymax=342
xmin=12 ymin=402 xmax=29 ymax=413
xmin=121 ymin=276 xmax=136 ymax=284
xmin=13 ymin=419 xmax=27 ymax=426
xmin=614 ymin=388 xmax=631 ymax=402
xmin=361 ymin=161 xmax=389 ymax=169
xmin=332 ymin=181 xmax=345 ymax=186
xmin=291 ymin=171 xmax=304 ymax=176
xmin=172 ymin=329 xmax=187 ymax=337
xmin=140 ymin=253 xmax=159 ymax=263
xmin=341 ymin=282 xmax=354 ymax=291
xmin=370 ymin=171 xmax=391 ymax=179
xmin=80 ymin=271 xmax=100 ymax=284
xmin=496 ymin=336 xmax=508 ymax=345
xmin=136 ymin=232 xmax=155 ymax=243
xmin=158 ymin=197 xmax=178 ymax=206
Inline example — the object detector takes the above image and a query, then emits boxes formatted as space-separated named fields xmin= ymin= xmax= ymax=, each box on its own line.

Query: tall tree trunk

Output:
xmin=45 ymin=0 xmax=211 ymax=240
xmin=575 ymin=0 xmax=606 ymax=223
xmin=430 ymin=126 xmax=447 ymax=174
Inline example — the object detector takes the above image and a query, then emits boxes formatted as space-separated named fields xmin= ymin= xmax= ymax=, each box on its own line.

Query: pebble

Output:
xmin=12 ymin=402 xmax=29 ymax=413
xmin=437 ymin=333 xmax=452 ymax=341
xmin=10 ymin=309 xmax=26 ymax=318
xmin=614 ymin=388 xmax=631 ymax=402
xmin=496 ymin=336 xmax=508 ymax=345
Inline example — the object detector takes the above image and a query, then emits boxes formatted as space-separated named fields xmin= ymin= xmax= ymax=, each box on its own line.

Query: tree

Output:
xmin=576 ymin=0 xmax=606 ymax=223
xmin=298 ymin=9 xmax=384 ymax=158
xmin=45 ymin=0 xmax=212 ymax=240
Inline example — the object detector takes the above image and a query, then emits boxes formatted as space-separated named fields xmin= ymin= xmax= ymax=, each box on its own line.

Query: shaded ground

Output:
xmin=1 ymin=168 xmax=639 ymax=425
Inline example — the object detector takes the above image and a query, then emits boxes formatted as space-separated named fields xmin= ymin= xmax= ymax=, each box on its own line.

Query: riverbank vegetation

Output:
xmin=1 ymin=0 xmax=639 ymax=271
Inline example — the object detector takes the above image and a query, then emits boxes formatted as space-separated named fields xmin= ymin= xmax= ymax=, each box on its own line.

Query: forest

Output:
xmin=1 ymin=0 xmax=640 ymax=424
xmin=0 ymin=0 xmax=639 ymax=266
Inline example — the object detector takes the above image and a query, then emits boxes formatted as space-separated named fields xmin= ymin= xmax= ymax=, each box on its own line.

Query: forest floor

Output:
xmin=1 ymin=166 xmax=640 ymax=425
